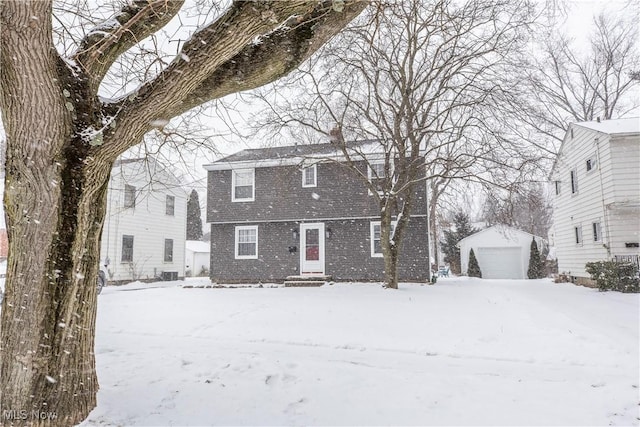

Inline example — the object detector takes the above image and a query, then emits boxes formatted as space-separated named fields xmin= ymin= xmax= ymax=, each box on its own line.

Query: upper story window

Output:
xmin=554 ymin=180 xmax=561 ymax=196
xmin=586 ymin=157 xmax=597 ymax=172
xmin=122 ymin=235 xmax=134 ymax=262
xmin=302 ymin=164 xmax=317 ymax=188
xmin=235 ymin=225 xmax=258 ymax=259
xmin=124 ymin=184 xmax=136 ymax=208
xmin=232 ymin=169 xmax=255 ymax=202
xmin=165 ymin=195 xmax=175 ymax=216
xmin=370 ymin=221 xmax=396 ymax=257
xmin=570 ymin=169 xmax=578 ymax=194
xmin=164 ymin=238 xmax=174 ymax=262
xmin=368 ymin=162 xmax=387 ymax=195
xmin=574 ymin=225 xmax=583 ymax=245
xmin=592 ymin=222 xmax=602 ymax=242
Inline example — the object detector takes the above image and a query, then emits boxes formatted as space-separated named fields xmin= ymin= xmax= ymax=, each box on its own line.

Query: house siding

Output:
xmin=207 ymin=161 xmax=426 ymax=223
xmin=100 ymin=162 xmax=187 ymax=282
xmin=551 ymin=122 xmax=640 ymax=278
xmin=210 ymin=217 xmax=429 ymax=283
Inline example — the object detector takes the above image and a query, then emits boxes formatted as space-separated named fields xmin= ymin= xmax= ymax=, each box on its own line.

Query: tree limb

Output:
xmin=73 ymin=0 xmax=186 ymax=96
xmin=169 ymin=0 xmax=368 ymax=116
xmin=100 ymin=0 xmax=367 ymax=160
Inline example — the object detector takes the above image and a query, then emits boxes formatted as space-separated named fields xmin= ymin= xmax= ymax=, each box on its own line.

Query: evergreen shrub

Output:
xmin=468 ymin=248 xmax=482 ymax=278
xmin=585 ymin=261 xmax=639 ymax=293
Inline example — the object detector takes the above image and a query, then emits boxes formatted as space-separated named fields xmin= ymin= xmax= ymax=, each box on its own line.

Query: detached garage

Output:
xmin=457 ymin=225 xmax=545 ymax=279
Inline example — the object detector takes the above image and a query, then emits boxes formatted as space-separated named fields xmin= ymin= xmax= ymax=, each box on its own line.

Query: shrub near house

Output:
xmin=585 ymin=261 xmax=639 ymax=293
xmin=468 ymin=249 xmax=482 ymax=278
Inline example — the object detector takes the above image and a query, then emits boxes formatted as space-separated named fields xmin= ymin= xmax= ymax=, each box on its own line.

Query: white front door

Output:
xmin=300 ymin=223 xmax=325 ymax=275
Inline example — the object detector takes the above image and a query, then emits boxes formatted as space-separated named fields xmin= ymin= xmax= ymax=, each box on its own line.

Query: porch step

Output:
xmin=284 ymin=275 xmax=333 ymax=287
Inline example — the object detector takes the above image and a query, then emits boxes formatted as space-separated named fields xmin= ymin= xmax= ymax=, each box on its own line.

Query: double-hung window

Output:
xmin=122 ymin=235 xmax=134 ymax=262
xmin=370 ymin=221 xmax=396 ymax=257
xmin=232 ymin=169 xmax=255 ymax=202
xmin=368 ymin=162 xmax=387 ymax=195
xmin=124 ymin=184 xmax=136 ymax=208
xmin=570 ymin=169 xmax=578 ymax=194
xmin=574 ymin=225 xmax=583 ymax=245
xmin=302 ymin=164 xmax=317 ymax=187
xmin=164 ymin=238 xmax=174 ymax=262
xmin=586 ymin=156 xmax=597 ymax=172
xmin=166 ymin=195 xmax=175 ymax=216
xmin=235 ymin=226 xmax=258 ymax=259
xmin=592 ymin=222 xmax=602 ymax=242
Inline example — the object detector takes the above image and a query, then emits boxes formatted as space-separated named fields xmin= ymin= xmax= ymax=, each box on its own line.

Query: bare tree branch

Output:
xmin=74 ymin=0 xmax=186 ymax=95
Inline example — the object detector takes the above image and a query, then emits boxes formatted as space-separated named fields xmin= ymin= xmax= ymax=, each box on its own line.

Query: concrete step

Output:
xmin=284 ymin=280 xmax=326 ymax=287
xmin=285 ymin=275 xmax=332 ymax=282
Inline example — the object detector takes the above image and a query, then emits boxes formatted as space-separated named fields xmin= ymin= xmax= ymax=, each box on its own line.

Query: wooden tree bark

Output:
xmin=0 ymin=1 xmax=366 ymax=424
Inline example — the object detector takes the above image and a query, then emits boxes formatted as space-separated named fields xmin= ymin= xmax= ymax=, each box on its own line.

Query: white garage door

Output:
xmin=476 ymin=247 xmax=523 ymax=279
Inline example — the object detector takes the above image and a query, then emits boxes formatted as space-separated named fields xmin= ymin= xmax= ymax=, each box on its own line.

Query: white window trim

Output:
xmin=370 ymin=220 xmax=397 ymax=258
xmin=586 ymin=156 xmax=597 ymax=173
xmin=231 ymin=168 xmax=255 ymax=202
xmin=235 ymin=225 xmax=258 ymax=259
xmin=592 ymin=221 xmax=602 ymax=243
xmin=570 ymin=168 xmax=578 ymax=195
xmin=124 ymin=184 xmax=136 ymax=209
xmin=121 ymin=235 xmax=134 ymax=263
xmin=302 ymin=164 xmax=317 ymax=188
xmin=164 ymin=238 xmax=174 ymax=263
xmin=165 ymin=195 xmax=175 ymax=216
xmin=574 ymin=225 xmax=583 ymax=246
xmin=368 ymin=162 xmax=392 ymax=196
xmin=367 ymin=162 xmax=386 ymax=181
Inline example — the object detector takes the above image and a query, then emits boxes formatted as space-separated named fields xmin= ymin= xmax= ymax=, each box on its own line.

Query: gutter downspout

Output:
xmin=595 ymin=137 xmax=612 ymax=258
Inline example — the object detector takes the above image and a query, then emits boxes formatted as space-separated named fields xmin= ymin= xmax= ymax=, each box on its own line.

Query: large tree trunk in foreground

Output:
xmin=0 ymin=3 xmax=107 ymax=424
xmin=0 ymin=1 xmax=366 ymax=424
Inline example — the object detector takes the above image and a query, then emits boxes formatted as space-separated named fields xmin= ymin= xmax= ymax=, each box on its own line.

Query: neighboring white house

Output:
xmin=185 ymin=240 xmax=210 ymax=277
xmin=458 ymin=225 xmax=545 ymax=279
xmin=550 ymin=118 xmax=640 ymax=283
xmin=100 ymin=158 xmax=188 ymax=283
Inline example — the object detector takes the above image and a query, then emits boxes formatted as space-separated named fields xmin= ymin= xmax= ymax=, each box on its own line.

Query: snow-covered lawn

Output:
xmin=76 ymin=277 xmax=640 ymax=426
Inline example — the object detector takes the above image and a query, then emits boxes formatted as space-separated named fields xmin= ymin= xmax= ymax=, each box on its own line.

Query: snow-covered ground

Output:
xmin=71 ymin=277 xmax=639 ymax=426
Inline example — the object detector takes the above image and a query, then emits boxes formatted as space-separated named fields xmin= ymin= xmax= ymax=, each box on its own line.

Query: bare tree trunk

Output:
xmin=1 ymin=166 xmax=110 ymax=425
xmin=383 ymin=246 xmax=400 ymax=289
xmin=0 ymin=119 xmax=114 ymax=423
xmin=380 ymin=198 xmax=396 ymax=289
xmin=429 ymin=197 xmax=439 ymax=267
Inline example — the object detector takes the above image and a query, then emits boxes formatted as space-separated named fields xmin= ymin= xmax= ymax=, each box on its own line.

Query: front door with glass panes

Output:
xmin=300 ymin=223 xmax=325 ymax=275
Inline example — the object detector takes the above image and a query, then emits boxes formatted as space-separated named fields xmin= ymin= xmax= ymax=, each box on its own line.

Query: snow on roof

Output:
xmin=574 ymin=117 xmax=640 ymax=135
xmin=186 ymin=240 xmax=210 ymax=253
xmin=204 ymin=140 xmax=383 ymax=170
xmin=456 ymin=224 xmax=545 ymax=246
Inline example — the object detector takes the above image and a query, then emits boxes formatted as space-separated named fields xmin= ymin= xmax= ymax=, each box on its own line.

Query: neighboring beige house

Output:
xmin=550 ymin=117 xmax=640 ymax=283
xmin=100 ymin=158 xmax=188 ymax=283
xmin=458 ymin=225 xmax=545 ymax=279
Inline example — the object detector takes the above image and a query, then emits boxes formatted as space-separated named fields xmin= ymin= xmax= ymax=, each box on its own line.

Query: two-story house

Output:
xmin=204 ymin=142 xmax=430 ymax=283
xmin=100 ymin=157 xmax=188 ymax=283
xmin=550 ymin=117 xmax=640 ymax=284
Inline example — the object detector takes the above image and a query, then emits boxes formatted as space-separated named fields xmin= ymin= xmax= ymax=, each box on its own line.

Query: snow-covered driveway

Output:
xmin=83 ymin=278 xmax=639 ymax=426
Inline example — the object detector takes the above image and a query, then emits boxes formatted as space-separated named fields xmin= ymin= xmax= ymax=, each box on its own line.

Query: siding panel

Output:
xmin=551 ymin=123 xmax=639 ymax=278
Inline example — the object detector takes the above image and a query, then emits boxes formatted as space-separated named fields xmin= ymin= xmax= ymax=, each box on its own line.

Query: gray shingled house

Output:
xmin=204 ymin=142 xmax=430 ymax=284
